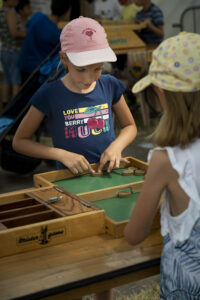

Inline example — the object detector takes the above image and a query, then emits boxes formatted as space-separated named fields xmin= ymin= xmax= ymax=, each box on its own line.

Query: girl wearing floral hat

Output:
xmin=124 ymin=32 xmax=200 ymax=299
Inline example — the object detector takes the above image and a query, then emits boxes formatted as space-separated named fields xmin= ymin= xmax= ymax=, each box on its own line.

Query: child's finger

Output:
xmin=88 ymin=165 xmax=95 ymax=174
xmin=98 ymin=160 xmax=106 ymax=172
xmin=121 ymin=157 xmax=130 ymax=165
xmin=70 ymin=167 xmax=79 ymax=175
xmin=107 ymin=159 xmax=115 ymax=173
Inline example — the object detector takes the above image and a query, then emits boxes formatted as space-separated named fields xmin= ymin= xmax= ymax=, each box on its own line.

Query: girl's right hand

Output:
xmin=58 ymin=150 xmax=95 ymax=175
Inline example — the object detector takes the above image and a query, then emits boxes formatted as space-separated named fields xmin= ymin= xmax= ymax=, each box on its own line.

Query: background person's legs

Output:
xmin=2 ymin=82 xmax=11 ymax=108
xmin=0 ymin=50 xmax=21 ymax=109
xmin=12 ymin=84 xmax=20 ymax=97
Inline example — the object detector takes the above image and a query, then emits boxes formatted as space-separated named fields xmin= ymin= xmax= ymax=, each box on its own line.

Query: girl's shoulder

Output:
xmin=148 ymin=146 xmax=182 ymax=170
xmin=98 ymin=74 xmax=126 ymax=98
xmin=148 ymin=149 xmax=171 ymax=175
xmin=33 ymin=79 xmax=62 ymax=96
xmin=99 ymin=74 xmax=118 ymax=82
xmin=99 ymin=74 xmax=126 ymax=87
xmin=148 ymin=139 xmax=200 ymax=179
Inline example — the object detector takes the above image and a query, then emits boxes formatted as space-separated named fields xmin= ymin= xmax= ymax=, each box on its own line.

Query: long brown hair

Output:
xmin=152 ymin=90 xmax=200 ymax=148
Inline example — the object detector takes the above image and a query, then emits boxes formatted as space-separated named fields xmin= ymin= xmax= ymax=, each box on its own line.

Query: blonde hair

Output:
xmin=152 ymin=90 xmax=200 ymax=148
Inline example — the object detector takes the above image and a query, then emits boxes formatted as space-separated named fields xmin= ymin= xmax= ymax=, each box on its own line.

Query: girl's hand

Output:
xmin=59 ymin=150 xmax=94 ymax=175
xmin=98 ymin=144 xmax=129 ymax=173
xmin=144 ymin=18 xmax=152 ymax=28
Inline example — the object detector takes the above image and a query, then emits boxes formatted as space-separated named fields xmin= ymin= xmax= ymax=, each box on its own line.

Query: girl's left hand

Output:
xmin=98 ymin=145 xmax=129 ymax=173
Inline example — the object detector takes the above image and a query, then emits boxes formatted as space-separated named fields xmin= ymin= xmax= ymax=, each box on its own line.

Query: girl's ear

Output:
xmin=157 ymin=86 xmax=165 ymax=95
xmin=59 ymin=51 xmax=68 ymax=64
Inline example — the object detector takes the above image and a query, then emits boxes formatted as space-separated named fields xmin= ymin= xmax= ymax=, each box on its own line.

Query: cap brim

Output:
xmin=66 ymin=47 xmax=117 ymax=66
xmin=132 ymin=75 xmax=152 ymax=94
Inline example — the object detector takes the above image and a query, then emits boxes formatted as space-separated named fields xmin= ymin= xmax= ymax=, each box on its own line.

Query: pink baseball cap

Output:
xmin=60 ymin=16 xmax=117 ymax=66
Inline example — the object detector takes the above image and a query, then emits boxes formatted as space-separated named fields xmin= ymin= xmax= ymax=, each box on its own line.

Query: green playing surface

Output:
xmin=53 ymin=168 xmax=144 ymax=194
xmin=93 ymin=192 xmax=139 ymax=222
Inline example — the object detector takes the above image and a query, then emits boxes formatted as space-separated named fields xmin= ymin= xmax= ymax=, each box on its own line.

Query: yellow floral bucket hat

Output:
xmin=132 ymin=32 xmax=200 ymax=94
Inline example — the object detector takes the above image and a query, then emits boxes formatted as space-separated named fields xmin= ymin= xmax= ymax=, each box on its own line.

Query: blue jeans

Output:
xmin=160 ymin=218 xmax=200 ymax=299
xmin=0 ymin=50 xmax=21 ymax=85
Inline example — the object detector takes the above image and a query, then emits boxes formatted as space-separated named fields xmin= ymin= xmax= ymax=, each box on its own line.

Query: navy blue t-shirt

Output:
xmin=18 ymin=12 xmax=61 ymax=74
xmin=30 ymin=74 xmax=126 ymax=168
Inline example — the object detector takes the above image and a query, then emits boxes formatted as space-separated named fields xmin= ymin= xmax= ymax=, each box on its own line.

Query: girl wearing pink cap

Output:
xmin=125 ymin=32 xmax=200 ymax=299
xmin=13 ymin=17 xmax=137 ymax=176
xmin=13 ymin=19 xmax=137 ymax=298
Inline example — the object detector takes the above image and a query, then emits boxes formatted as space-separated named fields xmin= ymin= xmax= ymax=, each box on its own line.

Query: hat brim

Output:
xmin=132 ymin=75 xmax=152 ymax=94
xmin=66 ymin=47 xmax=117 ymax=67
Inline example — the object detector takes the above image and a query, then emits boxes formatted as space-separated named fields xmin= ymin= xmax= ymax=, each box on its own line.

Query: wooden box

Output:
xmin=80 ymin=182 xmax=160 ymax=238
xmin=34 ymin=156 xmax=148 ymax=198
xmin=0 ymin=157 xmax=155 ymax=257
xmin=0 ymin=187 xmax=105 ymax=258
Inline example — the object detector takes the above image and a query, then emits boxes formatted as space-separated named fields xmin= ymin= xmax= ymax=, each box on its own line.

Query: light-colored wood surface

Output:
xmin=0 ymin=157 xmax=162 ymax=299
xmin=0 ymin=231 xmax=162 ymax=300
xmin=58 ymin=20 xmax=146 ymax=30
xmin=106 ymin=29 xmax=145 ymax=54
xmin=101 ymin=20 xmax=146 ymax=27
xmin=0 ymin=187 xmax=105 ymax=258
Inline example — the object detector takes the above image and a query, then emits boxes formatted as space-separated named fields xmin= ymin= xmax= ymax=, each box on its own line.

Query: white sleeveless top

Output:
xmin=148 ymin=139 xmax=200 ymax=243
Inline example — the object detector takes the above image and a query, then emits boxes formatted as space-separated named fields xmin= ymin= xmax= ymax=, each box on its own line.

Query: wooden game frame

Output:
xmin=0 ymin=187 xmax=105 ymax=258
xmin=80 ymin=181 xmax=160 ymax=238
xmin=33 ymin=156 xmax=148 ymax=197
xmin=0 ymin=157 xmax=153 ymax=258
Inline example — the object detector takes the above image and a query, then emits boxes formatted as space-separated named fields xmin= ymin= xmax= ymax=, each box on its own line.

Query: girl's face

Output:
xmin=61 ymin=53 xmax=103 ymax=93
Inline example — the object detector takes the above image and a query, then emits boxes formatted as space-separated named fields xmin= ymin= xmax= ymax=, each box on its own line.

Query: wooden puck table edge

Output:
xmin=118 ymin=191 xmax=132 ymax=198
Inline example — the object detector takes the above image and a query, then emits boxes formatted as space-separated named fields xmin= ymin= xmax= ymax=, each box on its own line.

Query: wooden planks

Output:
xmin=0 ymin=187 xmax=105 ymax=258
xmin=0 ymin=232 xmax=162 ymax=300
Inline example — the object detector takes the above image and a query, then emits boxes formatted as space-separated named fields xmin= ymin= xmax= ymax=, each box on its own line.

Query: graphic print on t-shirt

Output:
xmin=63 ymin=104 xmax=110 ymax=139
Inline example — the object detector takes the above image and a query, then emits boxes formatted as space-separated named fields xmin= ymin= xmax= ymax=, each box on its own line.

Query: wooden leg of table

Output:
xmin=95 ymin=289 xmax=113 ymax=300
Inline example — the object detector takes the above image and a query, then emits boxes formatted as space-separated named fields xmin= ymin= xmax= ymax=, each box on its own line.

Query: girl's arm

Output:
xmin=13 ymin=106 xmax=94 ymax=174
xmin=98 ymin=95 xmax=137 ymax=172
xmin=6 ymin=9 xmax=26 ymax=38
xmin=144 ymin=18 xmax=164 ymax=38
xmin=124 ymin=150 xmax=168 ymax=245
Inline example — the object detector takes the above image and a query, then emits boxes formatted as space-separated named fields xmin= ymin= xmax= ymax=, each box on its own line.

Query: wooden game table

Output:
xmin=0 ymin=230 xmax=162 ymax=300
xmin=0 ymin=157 xmax=162 ymax=299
